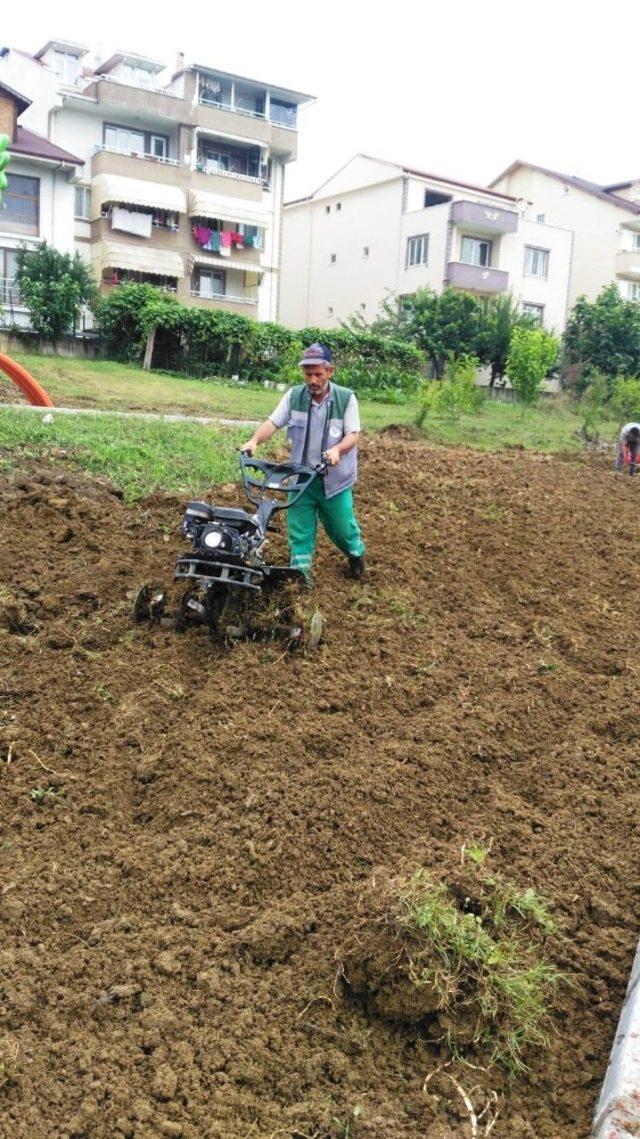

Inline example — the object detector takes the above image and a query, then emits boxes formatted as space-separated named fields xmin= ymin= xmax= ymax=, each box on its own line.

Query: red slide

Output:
xmin=0 ymin=352 xmax=55 ymax=407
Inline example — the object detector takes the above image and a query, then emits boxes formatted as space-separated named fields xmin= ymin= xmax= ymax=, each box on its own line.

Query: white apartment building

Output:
xmin=0 ymin=41 xmax=313 ymax=323
xmin=280 ymin=155 xmax=573 ymax=333
xmin=490 ymin=162 xmax=640 ymax=309
xmin=0 ymin=78 xmax=83 ymax=329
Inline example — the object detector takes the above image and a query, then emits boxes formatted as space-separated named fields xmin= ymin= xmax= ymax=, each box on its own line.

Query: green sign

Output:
xmin=0 ymin=133 xmax=10 ymax=195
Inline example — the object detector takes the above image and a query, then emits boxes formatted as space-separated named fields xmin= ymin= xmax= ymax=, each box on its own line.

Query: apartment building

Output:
xmin=0 ymin=41 xmax=313 ymax=322
xmin=279 ymin=155 xmax=573 ymax=332
xmin=490 ymin=161 xmax=640 ymax=309
xmin=0 ymin=78 xmax=83 ymax=328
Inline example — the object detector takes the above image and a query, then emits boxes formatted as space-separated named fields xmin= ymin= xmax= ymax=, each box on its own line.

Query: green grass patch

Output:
xmin=418 ymin=397 xmax=619 ymax=453
xmin=398 ymin=866 xmax=563 ymax=1072
xmin=5 ymin=353 xmax=418 ymax=429
xmin=0 ymin=408 xmax=254 ymax=500
xmin=4 ymin=353 xmax=619 ymax=447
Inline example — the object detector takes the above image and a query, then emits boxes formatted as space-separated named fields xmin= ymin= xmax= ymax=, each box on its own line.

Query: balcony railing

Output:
xmin=194 ymin=161 xmax=263 ymax=186
xmin=197 ymin=93 xmax=297 ymax=130
xmin=190 ymin=289 xmax=258 ymax=305
xmin=92 ymin=144 xmax=180 ymax=167
xmin=198 ymin=94 xmax=265 ymax=120
xmin=102 ymin=278 xmax=178 ymax=293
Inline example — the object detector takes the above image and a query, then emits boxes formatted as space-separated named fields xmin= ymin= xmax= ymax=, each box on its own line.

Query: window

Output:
xmin=328 ymin=306 xmax=334 ymax=315
xmin=1 ymin=174 xmax=39 ymax=236
xmin=150 ymin=135 xmax=168 ymax=160
xmin=194 ymin=268 xmax=225 ymax=299
xmin=626 ymin=281 xmax=640 ymax=301
xmin=424 ymin=190 xmax=452 ymax=207
xmin=152 ymin=209 xmax=179 ymax=231
xmin=536 ymin=212 xmax=546 ymax=224
xmin=632 ymin=233 xmax=640 ymax=252
xmin=325 ymin=205 xmax=330 ymax=214
xmin=198 ymin=141 xmax=260 ymax=179
xmin=104 ymin=124 xmax=146 ymax=155
xmin=74 ymin=185 xmax=91 ymax=221
xmin=52 ymin=50 xmax=79 ymax=85
xmin=522 ymin=302 xmax=544 ymax=326
xmin=363 ymin=246 xmax=370 ymax=258
xmin=119 ymin=63 xmax=154 ymax=89
xmin=330 ymin=253 xmax=336 ymax=264
xmin=336 ymin=202 xmax=342 ymax=211
xmin=234 ymin=85 xmax=265 ymax=117
xmin=0 ymin=248 xmax=20 ymax=304
xmin=198 ymin=75 xmax=233 ymax=108
xmin=460 ymin=236 xmax=491 ymax=267
xmin=270 ymin=99 xmax=297 ymax=129
xmin=360 ymin=303 xmax=366 ymax=311
xmin=524 ymin=245 xmax=549 ymax=278
xmin=406 ymin=234 xmax=428 ymax=267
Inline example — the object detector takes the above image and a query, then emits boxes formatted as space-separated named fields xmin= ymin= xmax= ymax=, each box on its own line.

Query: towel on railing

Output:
xmin=112 ymin=207 xmax=153 ymax=238
xmin=219 ymin=232 xmax=232 ymax=257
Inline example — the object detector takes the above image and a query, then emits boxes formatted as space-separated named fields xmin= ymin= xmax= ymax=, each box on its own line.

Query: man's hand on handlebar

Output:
xmin=324 ymin=446 xmax=341 ymax=467
xmin=241 ymin=440 xmax=256 ymax=456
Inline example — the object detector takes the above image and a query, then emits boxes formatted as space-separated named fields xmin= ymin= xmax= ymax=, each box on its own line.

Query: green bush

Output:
xmin=96 ymin=284 xmax=425 ymax=385
xmin=507 ymin=327 xmax=558 ymax=406
xmin=16 ymin=241 xmax=97 ymax=342
xmin=416 ymin=354 xmax=483 ymax=425
xmin=611 ymin=376 xmax=640 ymax=422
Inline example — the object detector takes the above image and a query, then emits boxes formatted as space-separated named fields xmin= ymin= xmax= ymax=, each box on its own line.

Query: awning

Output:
xmin=94 ymin=241 xmax=184 ymax=278
xmin=188 ymin=188 xmax=270 ymax=228
xmin=93 ymin=174 xmax=186 ymax=215
xmin=190 ymin=253 xmax=261 ymax=276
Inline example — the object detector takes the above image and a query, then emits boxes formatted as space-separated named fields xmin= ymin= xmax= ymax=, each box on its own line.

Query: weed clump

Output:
xmin=340 ymin=854 xmax=564 ymax=1073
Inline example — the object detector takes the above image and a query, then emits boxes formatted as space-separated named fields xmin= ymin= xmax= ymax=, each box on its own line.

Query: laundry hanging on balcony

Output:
xmin=219 ymin=232 xmax=232 ymax=258
xmin=192 ymin=224 xmax=221 ymax=252
xmin=111 ymin=207 xmax=153 ymax=238
xmin=243 ymin=225 xmax=263 ymax=250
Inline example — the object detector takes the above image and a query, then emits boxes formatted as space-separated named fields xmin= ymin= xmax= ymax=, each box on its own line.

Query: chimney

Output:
xmin=176 ymin=51 xmax=185 ymax=72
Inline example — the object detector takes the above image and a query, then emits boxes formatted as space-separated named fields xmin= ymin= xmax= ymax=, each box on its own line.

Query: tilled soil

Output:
xmin=1 ymin=436 xmax=638 ymax=1139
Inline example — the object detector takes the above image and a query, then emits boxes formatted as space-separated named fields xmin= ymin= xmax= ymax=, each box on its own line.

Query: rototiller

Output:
xmin=133 ymin=452 xmax=323 ymax=648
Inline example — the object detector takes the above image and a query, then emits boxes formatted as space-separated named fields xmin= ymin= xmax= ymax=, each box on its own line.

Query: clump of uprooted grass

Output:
xmin=340 ymin=853 xmax=565 ymax=1074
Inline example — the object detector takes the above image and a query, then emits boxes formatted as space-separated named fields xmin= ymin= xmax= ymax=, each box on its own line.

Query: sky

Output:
xmin=3 ymin=0 xmax=639 ymax=199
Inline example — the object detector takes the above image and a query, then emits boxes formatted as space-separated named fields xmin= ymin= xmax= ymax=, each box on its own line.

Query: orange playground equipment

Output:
xmin=0 ymin=353 xmax=55 ymax=407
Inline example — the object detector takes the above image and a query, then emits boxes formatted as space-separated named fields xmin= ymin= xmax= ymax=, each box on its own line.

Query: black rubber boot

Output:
xmin=348 ymin=555 xmax=366 ymax=580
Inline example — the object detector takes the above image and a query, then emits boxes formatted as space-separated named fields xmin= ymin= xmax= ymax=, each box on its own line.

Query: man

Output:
xmin=615 ymin=423 xmax=640 ymax=475
xmin=242 ymin=343 xmax=366 ymax=581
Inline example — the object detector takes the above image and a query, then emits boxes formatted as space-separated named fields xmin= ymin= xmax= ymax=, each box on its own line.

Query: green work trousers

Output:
xmin=287 ymin=479 xmax=365 ymax=579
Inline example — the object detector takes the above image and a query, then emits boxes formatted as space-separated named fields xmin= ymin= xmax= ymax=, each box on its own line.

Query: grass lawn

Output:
xmin=0 ymin=353 xmax=619 ymax=497
xmin=0 ymin=409 xmax=254 ymax=500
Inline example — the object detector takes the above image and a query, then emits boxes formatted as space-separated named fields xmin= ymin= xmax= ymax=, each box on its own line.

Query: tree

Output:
xmin=16 ymin=242 xmax=97 ymax=342
xmin=394 ymin=287 xmax=487 ymax=377
xmin=564 ymin=284 xmax=640 ymax=387
xmin=506 ymin=327 xmax=558 ymax=406
xmin=477 ymin=294 xmax=537 ymax=387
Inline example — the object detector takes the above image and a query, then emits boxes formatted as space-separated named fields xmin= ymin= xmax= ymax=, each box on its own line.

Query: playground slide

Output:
xmin=0 ymin=353 xmax=55 ymax=407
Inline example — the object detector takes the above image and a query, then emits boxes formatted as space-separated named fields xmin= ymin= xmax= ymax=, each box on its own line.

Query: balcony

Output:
xmin=92 ymin=148 xmax=185 ymax=188
xmin=93 ymin=144 xmax=179 ymax=168
xmin=447 ymin=262 xmax=508 ymax=293
xmin=451 ymin=200 xmax=518 ymax=235
xmin=82 ymin=77 xmax=185 ymax=123
xmin=187 ymin=290 xmax=259 ymax=316
xmin=616 ymin=251 xmax=640 ymax=280
xmin=189 ymin=167 xmax=264 ymax=203
xmin=190 ymin=289 xmax=257 ymax=305
xmin=195 ymin=98 xmax=297 ymax=159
